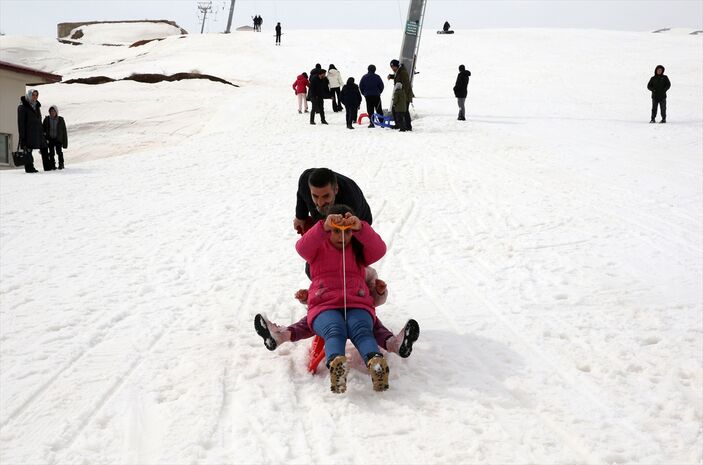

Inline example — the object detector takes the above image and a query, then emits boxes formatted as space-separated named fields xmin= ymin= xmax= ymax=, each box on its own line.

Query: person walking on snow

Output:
xmin=359 ymin=64 xmax=384 ymax=128
xmin=308 ymin=69 xmax=329 ymax=125
xmin=647 ymin=65 xmax=670 ymax=123
xmin=275 ymin=22 xmax=282 ymax=46
xmin=340 ymin=77 xmax=362 ymax=129
xmin=292 ymin=72 xmax=309 ymax=113
xmin=388 ymin=59 xmax=414 ymax=130
xmin=453 ymin=64 xmax=471 ymax=121
xmin=42 ymin=105 xmax=68 ymax=170
xmin=327 ymin=64 xmax=344 ymax=112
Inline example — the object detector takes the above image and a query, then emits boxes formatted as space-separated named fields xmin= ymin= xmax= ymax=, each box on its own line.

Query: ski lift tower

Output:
xmin=398 ymin=0 xmax=427 ymax=86
xmin=197 ymin=1 xmax=213 ymax=34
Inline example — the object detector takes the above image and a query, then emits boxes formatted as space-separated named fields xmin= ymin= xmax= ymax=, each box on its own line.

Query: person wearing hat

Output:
xmin=359 ymin=64 xmax=384 ymax=128
xmin=43 ymin=105 xmax=69 ymax=169
xmin=388 ymin=59 xmax=414 ymax=130
xmin=647 ymin=65 xmax=670 ymax=123
xmin=453 ymin=64 xmax=471 ymax=121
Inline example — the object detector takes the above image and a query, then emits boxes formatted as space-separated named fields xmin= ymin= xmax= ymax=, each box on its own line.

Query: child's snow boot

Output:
xmin=254 ymin=314 xmax=290 ymax=351
xmin=329 ymin=355 xmax=349 ymax=394
xmin=397 ymin=319 xmax=420 ymax=358
xmin=366 ymin=354 xmax=389 ymax=391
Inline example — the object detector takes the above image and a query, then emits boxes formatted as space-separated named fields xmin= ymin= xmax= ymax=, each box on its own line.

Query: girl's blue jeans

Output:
xmin=312 ymin=308 xmax=379 ymax=365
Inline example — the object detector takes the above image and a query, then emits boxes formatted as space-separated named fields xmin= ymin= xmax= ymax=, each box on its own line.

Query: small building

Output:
xmin=0 ymin=61 xmax=62 ymax=167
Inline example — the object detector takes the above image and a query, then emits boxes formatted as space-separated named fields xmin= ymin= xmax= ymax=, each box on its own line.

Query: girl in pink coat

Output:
xmin=295 ymin=204 xmax=389 ymax=393
xmin=292 ymin=72 xmax=309 ymax=113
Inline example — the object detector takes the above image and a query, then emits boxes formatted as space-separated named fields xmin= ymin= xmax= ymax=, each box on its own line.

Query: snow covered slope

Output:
xmin=0 ymin=28 xmax=701 ymax=464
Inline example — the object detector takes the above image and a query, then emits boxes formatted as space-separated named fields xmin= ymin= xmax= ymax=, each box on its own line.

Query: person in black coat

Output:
xmin=340 ymin=77 xmax=362 ymax=129
xmin=42 ymin=105 xmax=68 ymax=170
xmin=647 ymin=65 xmax=671 ymax=123
xmin=308 ymin=69 xmax=329 ymax=125
xmin=17 ymin=88 xmax=46 ymax=173
xmin=275 ymin=22 xmax=282 ymax=45
xmin=359 ymin=64 xmax=384 ymax=127
xmin=453 ymin=64 xmax=471 ymax=121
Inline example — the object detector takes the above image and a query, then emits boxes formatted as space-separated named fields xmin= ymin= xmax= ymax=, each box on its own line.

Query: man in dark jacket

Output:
xmin=340 ymin=77 xmax=362 ymax=129
xmin=359 ymin=64 xmax=384 ymax=128
xmin=388 ymin=59 xmax=414 ymax=130
xmin=275 ymin=22 xmax=282 ymax=45
xmin=308 ymin=69 xmax=329 ymax=125
xmin=647 ymin=65 xmax=671 ymax=123
xmin=453 ymin=64 xmax=471 ymax=121
xmin=17 ymin=89 xmax=44 ymax=173
xmin=42 ymin=105 xmax=68 ymax=170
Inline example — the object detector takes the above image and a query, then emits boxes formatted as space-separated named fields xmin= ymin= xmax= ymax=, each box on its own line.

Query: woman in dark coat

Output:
xmin=340 ymin=77 xmax=362 ymax=129
xmin=453 ymin=64 xmax=471 ymax=121
xmin=17 ymin=88 xmax=45 ymax=173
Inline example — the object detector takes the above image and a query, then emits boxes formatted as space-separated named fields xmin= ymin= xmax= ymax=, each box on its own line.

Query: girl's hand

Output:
xmin=324 ymin=214 xmax=344 ymax=231
xmin=341 ymin=213 xmax=361 ymax=231
xmin=294 ymin=289 xmax=309 ymax=304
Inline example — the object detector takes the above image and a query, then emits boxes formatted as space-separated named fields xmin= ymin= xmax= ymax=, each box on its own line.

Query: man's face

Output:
xmin=391 ymin=65 xmax=398 ymax=72
xmin=656 ymin=68 xmax=663 ymax=75
xmin=310 ymin=183 xmax=338 ymax=215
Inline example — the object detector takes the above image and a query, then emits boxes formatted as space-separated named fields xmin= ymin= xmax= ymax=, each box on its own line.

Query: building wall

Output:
xmin=57 ymin=20 xmax=188 ymax=38
xmin=0 ymin=69 xmax=27 ymax=165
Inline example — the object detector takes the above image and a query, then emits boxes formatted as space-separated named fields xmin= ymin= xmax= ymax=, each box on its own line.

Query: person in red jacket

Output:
xmin=296 ymin=205 xmax=389 ymax=393
xmin=292 ymin=72 xmax=309 ymax=114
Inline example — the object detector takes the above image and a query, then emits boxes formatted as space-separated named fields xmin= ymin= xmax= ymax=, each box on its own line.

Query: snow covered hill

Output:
xmin=0 ymin=28 xmax=701 ymax=464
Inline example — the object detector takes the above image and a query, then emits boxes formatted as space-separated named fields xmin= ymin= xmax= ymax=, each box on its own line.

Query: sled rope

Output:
xmin=332 ymin=222 xmax=352 ymax=321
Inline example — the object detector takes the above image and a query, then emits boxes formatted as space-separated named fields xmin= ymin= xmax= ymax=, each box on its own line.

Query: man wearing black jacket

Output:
xmin=647 ymin=65 xmax=671 ymax=123
xmin=294 ymin=167 xmax=371 ymax=233
xmin=453 ymin=64 xmax=471 ymax=121
xmin=308 ymin=69 xmax=329 ymax=125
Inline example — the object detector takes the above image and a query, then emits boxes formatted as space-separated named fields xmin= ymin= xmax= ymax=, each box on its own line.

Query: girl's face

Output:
xmin=329 ymin=228 xmax=352 ymax=250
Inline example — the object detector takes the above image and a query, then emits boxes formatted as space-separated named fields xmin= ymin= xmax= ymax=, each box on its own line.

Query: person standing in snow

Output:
xmin=388 ymin=59 xmax=414 ymax=131
xmin=359 ymin=64 xmax=384 ymax=128
xmin=275 ymin=22 xmax=282 ymax=46
xmin=453 ymin=64 xmax=471 ymax=121
xmin=42 ymin=105 xmax=68 ymax=170
xmin=327 ymin=64 xmax=344 ymax=112
xmin=17 ymin=88 xmax=45 ymax=173
xmin=647 ymin=65 xmax=670 ymax=123
xmin=308 ymin=68 xmax=329 ymax=125
xmin=340 ymin=77 xmax=362 ymax=129
xmin=392 ymin=82 xmax=409 ymax=131
xmin=443 ymin=21 xmax=451 ymax=32
xmin=292 ymin=72 xmax=309 ymax=113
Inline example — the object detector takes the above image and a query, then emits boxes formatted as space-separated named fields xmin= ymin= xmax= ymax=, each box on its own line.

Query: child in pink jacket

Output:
xmin=295 ymin=205 xmax=389 ymax=393
xmin=292 ymin=72 xmax=309 ymax=113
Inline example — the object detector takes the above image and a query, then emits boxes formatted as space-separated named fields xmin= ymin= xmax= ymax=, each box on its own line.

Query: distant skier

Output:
xmin=42 ymin=105 xmax=68 ymax=169
xmin=275 ymin=22 xmax=282 ymax=45
xmin=453 ymin=64 xmax=471 ymax=121
xmin=327 ymin=64 xmax=344 ymax=112
xmin=340 ymin=77 xmax=362 ymax=129
xmin=443 ymin=21 xmax=451 ymax=32
xmin=359 ymin=64 xmax=384 ymax=128
xmin=647 ymin=65 xmax=670 ymax=123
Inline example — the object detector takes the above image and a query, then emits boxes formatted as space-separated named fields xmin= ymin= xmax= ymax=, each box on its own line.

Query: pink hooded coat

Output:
xmin=295 ymin=220 xmax=386 ymax=328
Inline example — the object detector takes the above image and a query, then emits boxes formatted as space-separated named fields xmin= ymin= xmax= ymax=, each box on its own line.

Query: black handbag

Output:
xmin=11 ymin=143 xmax=25 ymax=167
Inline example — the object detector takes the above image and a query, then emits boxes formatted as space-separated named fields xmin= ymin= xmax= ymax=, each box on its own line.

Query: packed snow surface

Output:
xmin=0 ymin=27 xmax=702 ymax=465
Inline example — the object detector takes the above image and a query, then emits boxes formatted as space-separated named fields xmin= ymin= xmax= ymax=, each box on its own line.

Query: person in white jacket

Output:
xmin=327 ymin=64 xmax=344 ymax=112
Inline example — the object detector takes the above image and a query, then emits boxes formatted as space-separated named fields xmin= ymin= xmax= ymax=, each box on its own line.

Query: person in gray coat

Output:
xmin=17 ymin=88 xmax=44 ymax=173
xmin=43 ymin=105 xmax=68 ymax=170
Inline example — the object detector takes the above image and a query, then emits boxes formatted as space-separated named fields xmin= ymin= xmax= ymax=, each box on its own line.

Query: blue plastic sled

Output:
xmin=371 ymin=112 xmax=394 ymax=128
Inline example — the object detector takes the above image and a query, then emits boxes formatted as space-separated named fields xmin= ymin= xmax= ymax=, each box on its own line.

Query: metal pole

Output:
xmin=200 ymin=9 xmax=207 ymax=34
xmin=225 ymin=0 xmax=236 ymax=33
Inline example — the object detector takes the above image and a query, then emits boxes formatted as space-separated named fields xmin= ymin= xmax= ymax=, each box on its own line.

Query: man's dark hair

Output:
xmin=308 ymin=168 xmax=337 ymax=188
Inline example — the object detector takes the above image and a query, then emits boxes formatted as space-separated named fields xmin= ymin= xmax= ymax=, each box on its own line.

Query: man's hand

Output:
xmin=293 ymin=217 xmax=307 ymax=235
xmin=375 ymin=279 xmax=387 ymax=295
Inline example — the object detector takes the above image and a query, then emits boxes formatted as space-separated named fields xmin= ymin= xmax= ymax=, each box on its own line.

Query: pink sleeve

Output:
xmin=295 ymin=220 xmax=327 ymax=262
xmin=354 ymin=221 xmax=386 ymax=266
